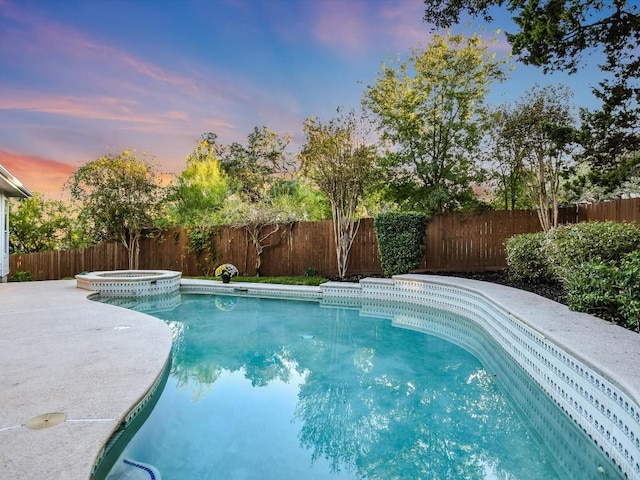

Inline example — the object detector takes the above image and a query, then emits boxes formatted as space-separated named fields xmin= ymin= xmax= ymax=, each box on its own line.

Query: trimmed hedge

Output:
xmin=564 ymin=261 xmax=620 ymax=321
xmin=374 ymin=212 xmax=429 ymax=277
xmin=618 ymin=250 xmax=640 ymax=330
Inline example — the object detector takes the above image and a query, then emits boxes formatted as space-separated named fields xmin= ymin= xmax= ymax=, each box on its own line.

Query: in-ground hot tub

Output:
xmin=76 ymin=270 xmax=181 ymax=297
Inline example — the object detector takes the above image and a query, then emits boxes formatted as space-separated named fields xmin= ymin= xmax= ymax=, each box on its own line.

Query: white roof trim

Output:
xmin=0 ymin=164 xmax=32 ymax=198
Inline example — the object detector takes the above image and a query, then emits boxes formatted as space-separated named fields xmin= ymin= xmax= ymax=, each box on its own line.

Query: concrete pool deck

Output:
xmin=0 ymin=280 xmax=172 ymax=480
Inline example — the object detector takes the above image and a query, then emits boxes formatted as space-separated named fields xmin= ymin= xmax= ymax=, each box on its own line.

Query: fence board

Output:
xmin=9 ymin=198 xmax=640 ymax=280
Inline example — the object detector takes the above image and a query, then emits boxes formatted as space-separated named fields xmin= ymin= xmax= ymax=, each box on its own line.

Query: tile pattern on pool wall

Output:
xmin=359 ymin=299 xmax=620 ymax=479
xmin=322 ymin=277 xmax=640 ymax=480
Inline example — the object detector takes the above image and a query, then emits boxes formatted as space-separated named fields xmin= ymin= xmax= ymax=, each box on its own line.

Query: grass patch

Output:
xmin=187 ymin=276 xmax=328 ymax=286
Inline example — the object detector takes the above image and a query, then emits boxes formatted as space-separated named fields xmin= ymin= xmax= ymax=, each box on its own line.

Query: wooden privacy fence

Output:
xmin=9 ymin=198 xmax=640 ymax=281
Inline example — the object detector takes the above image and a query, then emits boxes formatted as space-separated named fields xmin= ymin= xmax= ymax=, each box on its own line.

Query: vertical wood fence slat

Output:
xmin=8 ymin=198 xmax=640 ymax=280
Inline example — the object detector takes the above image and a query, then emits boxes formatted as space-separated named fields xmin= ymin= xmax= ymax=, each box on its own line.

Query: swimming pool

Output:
xmin=99 ymin=287 xmax=626 ymax=480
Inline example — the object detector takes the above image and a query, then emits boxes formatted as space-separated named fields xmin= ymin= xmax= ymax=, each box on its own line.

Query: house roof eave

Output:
xmin=0 ymin=164 xmax=32 ymax=198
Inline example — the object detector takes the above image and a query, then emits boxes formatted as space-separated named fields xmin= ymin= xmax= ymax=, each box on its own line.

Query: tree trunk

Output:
xmin=536 ymin=154 xmax=551 ymax=231
xmin=121 ymin=230 xmax=141 ymax=270
xmin=332 ymin=200 xmax=359 ymax=279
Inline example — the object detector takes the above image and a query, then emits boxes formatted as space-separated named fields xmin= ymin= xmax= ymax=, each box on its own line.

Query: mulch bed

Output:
xmin=332 ymin=270 xmax=567 ymax=306
xmin=429 ymin=270 xmax=567 ymax=306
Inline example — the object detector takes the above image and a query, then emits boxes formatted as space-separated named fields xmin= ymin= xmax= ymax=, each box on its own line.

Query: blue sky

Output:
xmin=0 ymin=0 xmax=604 ymax=198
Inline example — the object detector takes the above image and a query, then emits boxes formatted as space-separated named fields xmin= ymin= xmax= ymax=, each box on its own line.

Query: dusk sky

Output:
xmin=0 ymin=0 xmax=605 ymax=199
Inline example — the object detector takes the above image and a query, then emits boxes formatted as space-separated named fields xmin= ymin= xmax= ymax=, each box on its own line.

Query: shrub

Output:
xmin=506 ymin=221 xmax=640 ymax=331
xmin=544 ymin=221 xmax=640 ymax=282
xmin=304 ymin=268 xmax=320 ymax=277
xmin=565 ymin=250 xmax=640 ymax=330
xmin=617 ymin=250 xmax=640 ymax=331
xmin=505 ymin=232 xmax=551 ymax=282
xmin=9 ymin=271 xmax=33 ymax=282
xmin=565 ymin=261 xmax=619 ymax=322
xmin=374 ymin=212 xmax=429 ymax=277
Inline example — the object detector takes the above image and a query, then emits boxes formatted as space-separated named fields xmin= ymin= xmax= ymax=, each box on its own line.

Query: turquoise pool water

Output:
xmin=104 ymin=294 xmax=622 ymax=480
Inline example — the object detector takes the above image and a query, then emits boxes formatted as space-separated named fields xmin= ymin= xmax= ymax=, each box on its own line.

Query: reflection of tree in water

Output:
xmin=151 ymin=295 xmax=567 ymax=479
xmin=293 ymin=309 xmax=540 ymax=480
xmin=244 ymin=347 xmax=293 ymax=387
xmin=165 ymin=319 xmax=218 ymax=401
xmin=294 ymin=308 xmax=372 ymax=474
xmin=160 ymin=296 xmax=301 ymax=398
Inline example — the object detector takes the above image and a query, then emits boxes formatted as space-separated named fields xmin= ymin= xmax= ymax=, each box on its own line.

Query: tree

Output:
xmin=209 ymin=127 xmax=294 ymax=202
xmin=168 ymin=135 xmax=230 ymax=226
xmin=266 ymin=178 xmax=332 ymax=222
xmin=9 ymin=193 xmax=74 ymax=253
xmin=66 ymin=150 xmax=165 ymax=269
xmin=561 ymin=152 xmax=640 ymax=203
xmin=580 ymin=99 xmax=640 ymax=192
xmin=299 ymin=109 xmax=378 ymax=279
xmin=363 ymin=33 xmax=508 ymax=214
xmin=423 ymin=0 xmax=640 ymax=190
xmin=216 ymin=194 xmax=297 ymax=276
xmin=510 ymin=85 xmax=578 ymax=230
xmin=484 ymin=106 xmax=533 ymax=210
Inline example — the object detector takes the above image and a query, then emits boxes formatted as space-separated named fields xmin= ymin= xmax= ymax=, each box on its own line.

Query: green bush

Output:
xmin=505 ymin=232 xmax=551 ymax=282
xmin=616 ymin=250 xmax=640 ymax=331
xmin=544 ymin=221 xmax=640 ymax=282
xmin=505 ymin=222 xmax=640 ymax=331
xmin=565 ymin=261 xmax=619 ymax=321
xmin=9 ymin=271 xmax=33 ymax=282
xmin=565 ymin=250 xmax=640 ymax=330
xmin=374 ymin=212 xmax=429 ymax=277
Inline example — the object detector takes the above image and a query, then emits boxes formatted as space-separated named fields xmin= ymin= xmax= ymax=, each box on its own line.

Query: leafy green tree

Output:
xmin=483 ymin=106 xmax=533 ymax=210
xmin=266 ymin=178 xmax=332 ymax=221
xmin=189 ymin=177 xmax=331 ymax=277
xmin=9 ymin=193 xmax=74 ymax=253
xmin=510 ymin=85 xmax=578 ymax=230
xmin=66 ymin=150 xmax=165 ymax=269
xmin=299 ymin=109 xmax=378 ymax=279
xmin=579 ymin=104 xmax=640 ymax=192
xmin=363 ymin=33 xmax=508 ymax=214
xmin=423 ymin=0 xmax=640 ymax=191
xmin=562 ymin=152 xmax=640 ymax=203
xmin=167 ymin=135 xmax=230 ymax=226
xmin=206 ymin=127 xmax=294 ymax=202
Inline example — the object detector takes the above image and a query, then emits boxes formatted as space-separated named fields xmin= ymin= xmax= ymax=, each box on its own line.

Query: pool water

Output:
xmin=104 ymin=294 xmax=622 ymax=480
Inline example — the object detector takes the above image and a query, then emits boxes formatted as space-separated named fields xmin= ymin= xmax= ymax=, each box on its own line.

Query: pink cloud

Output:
xmin=377 ymin=2 xmax=432 ymax=50
xmin=308 ymin=0 xmax=435 ymax=59
xmin=0 ymin=91 xmax=149 ymax=123
xmin=1 ymin=5 xmax=204 ymax=96
xmin=309 ymin=0 xmax=507 ymax=61
xmin=313 ymin=1 xmax=370 ymax=55
xmin=0 ymin=88 xmax=240 ymax=135
xmin=0 ymin=2 xmax=250 ymax=107
xmin=1 ymin=0 xmax=306 ymax=133
xmin=0 ymin=1 xmax=325 ymax=196
xmin=0 ymin=150 xmax=75 ymax=198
